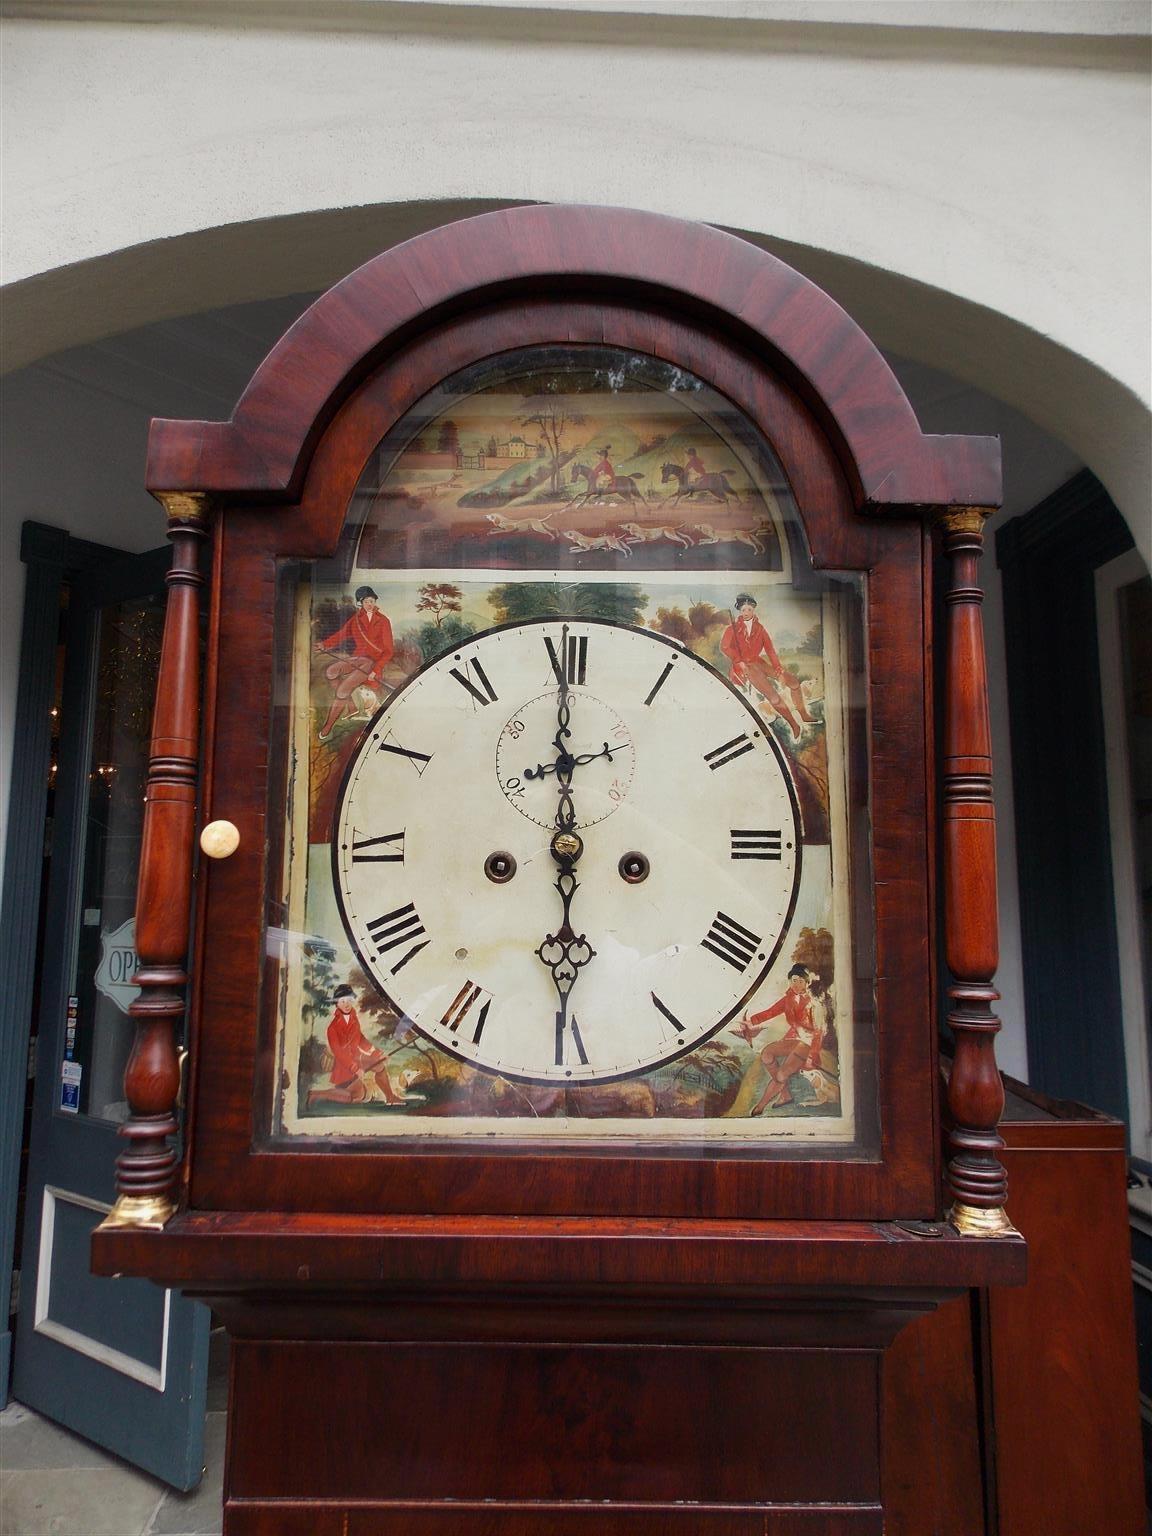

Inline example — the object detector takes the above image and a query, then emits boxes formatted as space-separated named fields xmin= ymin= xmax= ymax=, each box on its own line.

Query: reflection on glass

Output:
xmin=266 ymin=346 xmax=873 ymax=1148
xmin=64 ymin=595 xmax=163 ymax=1124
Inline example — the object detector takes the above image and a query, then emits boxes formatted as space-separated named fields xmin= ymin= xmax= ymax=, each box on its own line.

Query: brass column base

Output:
xmin=948 ymin=1201 xmax=1019 ymax=1238
xmin=97 ymin=1192 xmax=178 ymax=1233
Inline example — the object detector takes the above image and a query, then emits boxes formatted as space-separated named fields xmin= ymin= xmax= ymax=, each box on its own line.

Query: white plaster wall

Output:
xmin=6 ymin=7 xmax=1149 ymax=398
xmin=2 ymin=6 xmax=1149 ymax=556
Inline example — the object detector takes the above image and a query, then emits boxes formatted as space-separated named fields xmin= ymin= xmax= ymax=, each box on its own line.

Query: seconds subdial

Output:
xmin=495 ymin=690 xmax=636 ymax=830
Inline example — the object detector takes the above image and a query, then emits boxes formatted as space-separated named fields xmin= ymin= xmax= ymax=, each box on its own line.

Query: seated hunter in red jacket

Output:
xmin=306 ymin=985 xmax=404 ymax=1107
xmin=719 ymin=593 xmax=814 ymax=738
xmin=315 ymin=586 xmax=394 ymax=739
xmin=736 ymin=965 xmax=824 ymax=1114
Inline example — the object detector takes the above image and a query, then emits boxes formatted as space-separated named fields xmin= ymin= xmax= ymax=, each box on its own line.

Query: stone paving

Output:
xmin=0 ymin=1333 xmax=225 ymax=1536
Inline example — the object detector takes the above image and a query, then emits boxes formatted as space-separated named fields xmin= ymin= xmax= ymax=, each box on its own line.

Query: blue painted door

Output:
xmin=11 ymin=547 xmax=210 ymax=1490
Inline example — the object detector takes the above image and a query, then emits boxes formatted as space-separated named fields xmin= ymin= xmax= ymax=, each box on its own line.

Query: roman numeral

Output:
xmin=644 ymin=661 xmax=674 ymax=707
xmin=701 ymin=911 xmax=762 ymax=971
xmin=366 ymin=903 xmax=428 ymax=974
xmin=440 ymin=980 xmax=491 ymax=1044
xmin=730 ymin=829 xmax=782 ymax=860
xmin=545 ymin=633 xmax=587 ymax=686
xmin=351 ymin=830 xmax=405 ymax=863
xmin=376 ymin=734 xmax=432 ymax=774
xmin=704 ymin=733 xmax=755 ymax=771
xmin=555 ymin=1013 xmax=589 ymax=1068
xmin=449 ymin=656 xmax=498 ymax=707
xmin=651 ymin=993 xmax=685 ymax=1043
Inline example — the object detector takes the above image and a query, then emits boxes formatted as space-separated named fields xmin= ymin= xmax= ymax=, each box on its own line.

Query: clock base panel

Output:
xmin=94 ymin=1216 xmax=1024 ymax=1533
xmin=220 ymin=1334 xmax=887 ymax=1534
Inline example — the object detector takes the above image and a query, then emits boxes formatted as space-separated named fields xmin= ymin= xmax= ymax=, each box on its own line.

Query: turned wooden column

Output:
xmin=940 ymin=506 xmax=1015 ymax=1236
xmin=100 ymin=492 xmax=209 ymax=1231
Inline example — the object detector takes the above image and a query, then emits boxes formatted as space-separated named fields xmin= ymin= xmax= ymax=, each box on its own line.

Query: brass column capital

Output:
xmin=154 ymin=490 xmax=212 ymax=527
xmin=938 ymin=505 xmax=995 ymax=537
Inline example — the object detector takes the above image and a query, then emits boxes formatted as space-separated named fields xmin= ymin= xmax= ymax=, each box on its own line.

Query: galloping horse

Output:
xmin=568 ymin=462 xmax=647 ymax=509
xmin=660 ymin=461 xmax=736 ymax=506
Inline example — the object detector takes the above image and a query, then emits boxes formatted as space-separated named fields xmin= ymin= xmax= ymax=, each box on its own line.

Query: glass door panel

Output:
xmin=13 ymin=547 xmax=210 ymax=1491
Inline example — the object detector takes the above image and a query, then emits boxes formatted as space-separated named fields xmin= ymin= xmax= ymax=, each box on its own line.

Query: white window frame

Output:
xmin=34 ymin=1185 xmax=170 ymax=1391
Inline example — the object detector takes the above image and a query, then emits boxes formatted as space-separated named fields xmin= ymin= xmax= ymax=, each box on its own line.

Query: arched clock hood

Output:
xmin=144 ymin=204 xmax=1000 ymax=514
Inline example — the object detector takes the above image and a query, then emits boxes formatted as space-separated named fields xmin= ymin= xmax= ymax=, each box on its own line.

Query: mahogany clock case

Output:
xmin=88 ymin=208 xmax=1024 ymax=1536
xmin=185 ymin=292 xmax=939 ymax=1223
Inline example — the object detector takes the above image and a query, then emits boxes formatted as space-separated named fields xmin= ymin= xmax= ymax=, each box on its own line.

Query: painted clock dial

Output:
xmin=333 ymin=618 xmax=801 ymax=1084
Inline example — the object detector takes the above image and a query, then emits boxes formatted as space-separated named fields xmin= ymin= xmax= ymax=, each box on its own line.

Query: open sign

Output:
xmin=94 ymin=918 xmax=141 ymax=1013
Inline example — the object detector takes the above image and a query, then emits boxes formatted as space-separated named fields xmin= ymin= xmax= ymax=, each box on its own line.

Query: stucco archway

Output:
xmin=4 ymin=200 xmax=1147 ymax=560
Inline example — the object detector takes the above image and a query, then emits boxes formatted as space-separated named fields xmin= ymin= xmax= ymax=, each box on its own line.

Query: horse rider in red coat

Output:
xmin=315 ymin=586 xmax=394 ymax=739
xmin=719 ymin=593 xmax=814 ymax=738
xmin=591 ymin=446 xmax=615 ymax=494
xmin=684 ymin=446 xmax=708 ymax=482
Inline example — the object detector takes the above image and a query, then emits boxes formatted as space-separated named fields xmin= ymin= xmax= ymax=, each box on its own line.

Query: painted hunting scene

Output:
xmin=345 ymin=354 xmax=791 ymax=573
xmin=274 ymin=572 xmax=856 ymax=1141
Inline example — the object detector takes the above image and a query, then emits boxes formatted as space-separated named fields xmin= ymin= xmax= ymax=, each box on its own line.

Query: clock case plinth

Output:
xmin=92 ymin=207 xmax=1025 ymax=1534
xmin=97 ymin=1212 xmax=1023 ymax=1535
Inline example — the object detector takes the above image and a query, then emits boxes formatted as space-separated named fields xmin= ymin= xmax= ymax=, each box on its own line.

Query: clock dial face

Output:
xmin=334 ymin=619 xmax=801 ymax=1085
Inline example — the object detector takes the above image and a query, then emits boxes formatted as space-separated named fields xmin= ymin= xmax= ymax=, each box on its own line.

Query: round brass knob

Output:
xmin=200 ymin=820 xmax=240 ymax=859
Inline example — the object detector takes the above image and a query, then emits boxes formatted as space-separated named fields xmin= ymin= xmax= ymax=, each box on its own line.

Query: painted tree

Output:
xmin=488 ymin=583 xmax=648 ymax=627
xmin=651 ymin=606 xmax=695 ymax=645
xmin=790 ymin=924 xmax=836 ymax=1051
xmin=791 ymin=926 xmax=833 ymax=995
xmin=312 ymin=595 xmax=354 ymax=646
xmin=301 ymin=940 xmax=339 ymax=1033
xmin=686 ymin=600 xmax=726 ymax=637
xmin=436 ymin=419 xmax=460 ymax=455
xmin=348 ymin=963 xmax=443 ymax=1082
xmin=519 ymin=392 xmax=586 ymax=495
xmin=416 ymin=614 xmax=477 ymax=663
xmin=347 ymin=965 xmax=401 ymax=1031
xmin=415 ymin=582 xmax=463 ymax=628
xmin=793 ymin=735 xmax=830 ymax=825
xmin=799 ymin=620 xmax=823 ymax=654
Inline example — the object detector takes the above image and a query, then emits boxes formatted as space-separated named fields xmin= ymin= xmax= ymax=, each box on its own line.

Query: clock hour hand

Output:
xmin=523 ymin=740 xmax=616 ymax=781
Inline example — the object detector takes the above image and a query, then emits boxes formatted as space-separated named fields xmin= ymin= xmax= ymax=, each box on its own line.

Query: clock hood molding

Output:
xmin=144 ymin=203 xmax=1001 ymax=514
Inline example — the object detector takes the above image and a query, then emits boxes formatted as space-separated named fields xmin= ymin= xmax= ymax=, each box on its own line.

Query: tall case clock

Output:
xmin=94 ymin=207 xmax=1025 ymax=1534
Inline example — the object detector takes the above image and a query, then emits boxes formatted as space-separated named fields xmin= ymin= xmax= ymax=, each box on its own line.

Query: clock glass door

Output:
xmin=264 ymin=345 xmax=876 ymax=1151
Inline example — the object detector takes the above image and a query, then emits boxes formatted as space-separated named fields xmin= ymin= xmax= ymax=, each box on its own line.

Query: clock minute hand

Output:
xmin=540 ymin=620 xmax=581 ymax=846
xmin=534 ymin=625 xmax=593 ymax=1067
xmin=524 ymin=623 xmax=620 ymax=784
xmin=535 ymin=839 xmax=593 ymax=1070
